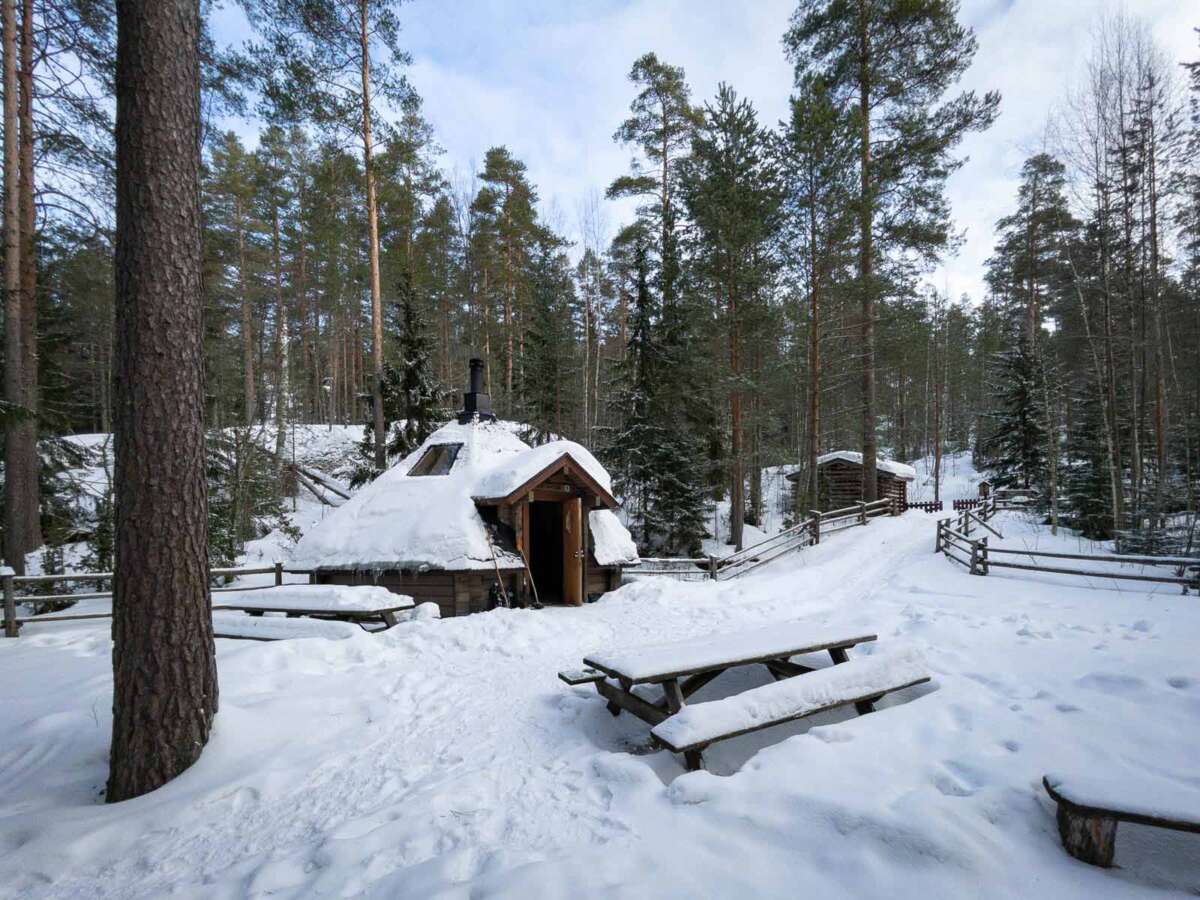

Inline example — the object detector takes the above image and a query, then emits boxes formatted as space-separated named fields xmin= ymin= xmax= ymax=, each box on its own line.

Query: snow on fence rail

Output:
xmin=934 ymin=500 xmax=1200 ymax=591
xmin=626 ymin=498 xmax=897 ymax=584
xmin=2 ymin=563 xmax=316 ymax=637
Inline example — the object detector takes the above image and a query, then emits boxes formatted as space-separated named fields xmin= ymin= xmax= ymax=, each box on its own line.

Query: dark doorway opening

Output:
xmin=529 ymin=500 xmax=564 ymax=604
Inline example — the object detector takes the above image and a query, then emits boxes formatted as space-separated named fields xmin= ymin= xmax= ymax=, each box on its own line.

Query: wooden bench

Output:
xmin=558 ymin=667 xmax=606 ymax=686
xmin=564 ymin=622 xmax=928 ymax=770
xmin=651 ymin=647 xmax=929 ymax=767
xmin=1043 ymin=773 xmax=1200 ymax=867
xmin=212 ymin=612 xmax=363 ymax=642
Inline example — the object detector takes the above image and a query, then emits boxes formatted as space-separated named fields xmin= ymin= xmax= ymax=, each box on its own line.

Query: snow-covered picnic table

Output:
xmin=562 ymin=622 xmax=929 ymax=770
xmin=211 ymin=611 xmax=365 ymax=641
xmin=211 ymin=584 xmax=415 ymax=630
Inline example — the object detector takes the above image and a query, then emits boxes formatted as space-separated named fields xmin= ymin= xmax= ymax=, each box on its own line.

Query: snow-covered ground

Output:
xmin=908 ymin=449 xmax=984 ymax=503
xmin=3 ymin=510 xmax=1198 ymax=898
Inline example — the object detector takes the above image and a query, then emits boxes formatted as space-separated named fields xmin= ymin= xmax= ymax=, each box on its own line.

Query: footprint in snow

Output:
xmin=1166 ymin=676 xmax=1194 ymax=690
xmin=1015 ymin=625 xmax=1053 ymax=640
xmin=933 ymin=761 xmax=986 ymax=798
xmin=1055 ymin=703 xmax=1081 ymax=713
xmin=1076 ymin=672 xmax=1146 ymax=696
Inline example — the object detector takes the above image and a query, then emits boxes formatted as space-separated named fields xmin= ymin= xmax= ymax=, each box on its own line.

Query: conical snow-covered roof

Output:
xmin=292 ymin=418 xmax=638 ymax=572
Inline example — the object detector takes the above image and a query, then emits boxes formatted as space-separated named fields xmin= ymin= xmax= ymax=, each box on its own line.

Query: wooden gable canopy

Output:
xmin=472 ymin=453 xmax=619 ymax=509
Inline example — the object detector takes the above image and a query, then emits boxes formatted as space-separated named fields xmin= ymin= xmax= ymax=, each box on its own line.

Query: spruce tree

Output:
xmin=1063 ymin=384 xmax=1116 ymax=539
xmin=603 ymin=223 xmax=707 ymax=554
xmin=984 ymin=335 xmax=1047 ymax=493
xmin=606 ymin=53 xmax=709 ymax=554
xmin=521 ymin=241 xmax=578 ymax=442
xmin=389 ymin=271 xmax=445 ymax=458
xmin=604 ymin=224 xmax=659 ymax=544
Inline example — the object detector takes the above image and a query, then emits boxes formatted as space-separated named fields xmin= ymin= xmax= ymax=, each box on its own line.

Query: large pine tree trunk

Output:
xmin=359 ymin=0 xmax=385 ymax=471
xmin=2 ymin=0 xmax=31 ymax=574
xmin=108 ymin=0 xmax=216 ymax=804
xmin=14 ymin=0 xmax=38 ymax=555
xmin=857 ymin=0 xmax=878 ymax=503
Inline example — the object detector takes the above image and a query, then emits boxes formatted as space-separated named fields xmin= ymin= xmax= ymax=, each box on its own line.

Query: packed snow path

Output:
xmin=2 ymin=512 xmax=1198 ymax=897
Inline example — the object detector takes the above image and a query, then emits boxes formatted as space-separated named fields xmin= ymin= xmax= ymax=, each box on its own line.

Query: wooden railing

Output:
xmin=626 ymin=498 xmax=899 ymax=584
xmin=934 ymin=499 xmax=1199 ymax=591
xmin=2 ymin=563 xmax=314 ymax=637
xmin=626 ymin=557 xmax=717 ymax=582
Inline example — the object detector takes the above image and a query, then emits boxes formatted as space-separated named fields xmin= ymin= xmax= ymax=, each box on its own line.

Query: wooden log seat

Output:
xmin=1043 ymin=773 xmax=1200 ymax=868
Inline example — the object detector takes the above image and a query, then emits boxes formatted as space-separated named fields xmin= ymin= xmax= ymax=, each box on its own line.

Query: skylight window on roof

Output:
xmin=408 ymin=442 xmax=463 ymax=477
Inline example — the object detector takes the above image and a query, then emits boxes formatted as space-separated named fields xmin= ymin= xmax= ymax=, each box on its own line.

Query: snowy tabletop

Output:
xmin=584 ymin=622 xmax=878 ymax=684
xmin=211 ymin=584 xmax=414 ymax=614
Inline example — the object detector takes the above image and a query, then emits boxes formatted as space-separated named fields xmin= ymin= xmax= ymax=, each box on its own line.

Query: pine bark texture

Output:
xmin=2 ymin=0 xmax=37 ymax=573
xmin=108 ymin=0 xmax=216 ymax=804
xmin=14 ymin=0 xmax=38 ymax=554
xmin=3 ymin=0 xmax=21 ymax=565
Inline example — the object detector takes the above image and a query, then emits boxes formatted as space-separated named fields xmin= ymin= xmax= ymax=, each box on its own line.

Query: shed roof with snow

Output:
xmin=784 ymin=451 xmax=917 ymax=483
xmin=815 ymin=451 xmax=916 ymax=482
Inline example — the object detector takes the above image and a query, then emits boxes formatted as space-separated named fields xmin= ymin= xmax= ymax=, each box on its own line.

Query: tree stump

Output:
xmin=1057 ymin=803 xmax=1117 ymax=867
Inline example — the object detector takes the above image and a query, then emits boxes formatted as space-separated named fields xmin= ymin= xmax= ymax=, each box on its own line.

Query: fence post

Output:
xmin=3 ymin=571 xmax=16 ymax=638
xmin=979 ymin=536 xmax=989 ymax=575
xmin=274 ymin=562 xmax=284 ymax=586
xmin=858 ymin=501 xmax=867 ymax=526
xmin=708 ymin=555 xmax=718 ymax=580
xmin=969 ymin=540 xmax=981 ymax=575
xmin=810 ymin=511 xmax=821 ymax=545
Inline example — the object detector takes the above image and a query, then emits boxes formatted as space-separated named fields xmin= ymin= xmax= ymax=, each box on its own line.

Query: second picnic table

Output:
xmin=562 ymin=621 xmax=928 ymax=770
xmin=212 ymin=584 xmax=415 ymax=632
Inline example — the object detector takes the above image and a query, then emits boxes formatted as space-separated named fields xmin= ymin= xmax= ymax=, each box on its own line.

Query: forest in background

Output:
xmin=3 ymin=1 xmax=1200 ymax=571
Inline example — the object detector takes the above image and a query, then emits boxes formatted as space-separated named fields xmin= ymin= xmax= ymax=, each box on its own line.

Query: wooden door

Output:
xmin=562 ymin=496 xmax=583 ymax=606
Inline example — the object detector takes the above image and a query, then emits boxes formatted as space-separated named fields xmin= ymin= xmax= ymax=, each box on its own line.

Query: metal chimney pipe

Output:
xmin=458 ymin=357 xmax=495 ymax=423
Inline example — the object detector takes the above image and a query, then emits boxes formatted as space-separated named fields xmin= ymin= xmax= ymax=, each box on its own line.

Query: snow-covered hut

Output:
xmin=786 ymin=450 xmax=916 ymax=511
xmin=292 ymin=359 xmax=638 ymax=617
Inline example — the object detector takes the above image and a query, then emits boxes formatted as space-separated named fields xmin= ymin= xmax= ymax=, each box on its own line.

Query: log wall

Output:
xmin=818 ymin=460 xmax=908 ymax=512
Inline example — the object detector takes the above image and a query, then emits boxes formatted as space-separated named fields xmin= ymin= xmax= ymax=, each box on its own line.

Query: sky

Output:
xmin=215 ymin=0 xmax=1198 ymax=303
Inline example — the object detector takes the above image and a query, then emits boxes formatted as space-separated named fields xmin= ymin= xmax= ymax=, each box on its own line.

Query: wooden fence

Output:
xmin=3 ymin=563 xmax=314 ymax=637
xmin=934 ymin=499 xmax=1200 ymax=591
xmin=626 ymin=498 xmax=898 ymax=584
xmin=905 ymin=500 xmax=945 ymax=513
